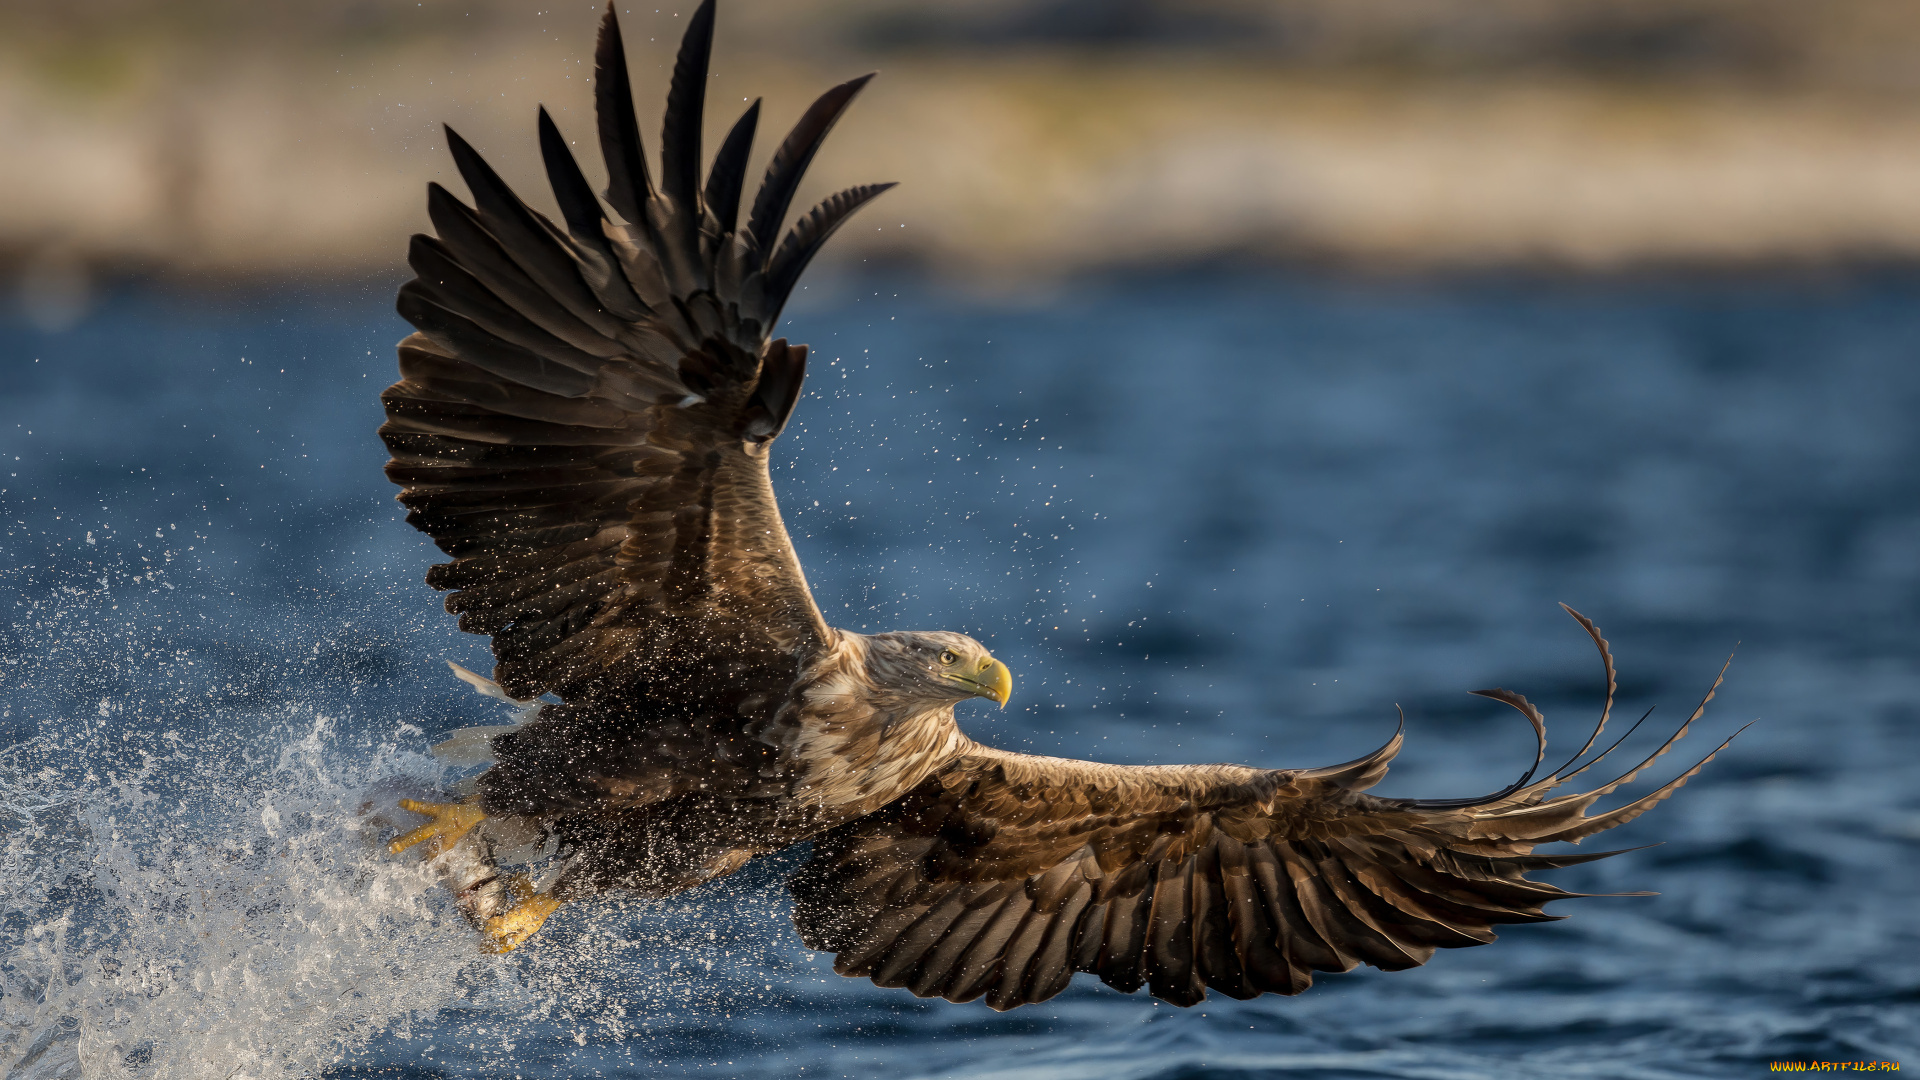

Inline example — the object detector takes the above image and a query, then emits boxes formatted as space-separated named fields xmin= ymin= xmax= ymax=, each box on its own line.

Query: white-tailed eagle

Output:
xmin=381 ymin=0 xmax=1736 ymax=1009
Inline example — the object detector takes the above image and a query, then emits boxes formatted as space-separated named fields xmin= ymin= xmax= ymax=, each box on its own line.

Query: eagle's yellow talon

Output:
xmin=483 ymin=874 xmax=561 ymax=953
xmin=389 ymin=798 xmax=486 ymax=855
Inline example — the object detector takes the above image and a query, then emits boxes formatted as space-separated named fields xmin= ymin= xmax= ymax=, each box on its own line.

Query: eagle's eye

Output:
xmin=939 ymin=650 xmax=958 ymax=666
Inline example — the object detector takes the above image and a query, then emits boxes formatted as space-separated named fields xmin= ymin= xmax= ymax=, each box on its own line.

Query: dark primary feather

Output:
xmin=661 ymin=0 xmax=717 ymax=212
xmin=649 ymin=0 xmax=719 ymax=289
xmin=792 ymin=609 xmax=1742 ymax=1011
xmin=536 ymin=107 xmax=651 ymax=323
xmin=1549 ymin=603 xmax=1618 ymax=777
xmin=1406 ymin=687 xmax=1546 ymax=810
xmin=424 ymin=182 xmax=618 ymax=359
xmin=381 ymin=1 xmax=887 ymax=727
xmin=538 ymin=107 xmax=608 ymax=244
xmin=395 ymin=289 xmax=598 ymax=400
xmin=444 ymin=126 xmax=622 ymax=341
xmin=403 ymin=235 xmax=610 ymax=379
xmin=593 ymin=4 xmax=653 ymax=228
xmin=765 ymin=183 xmax=898 ymax=324
xmin=746 ymin=74 xmax=876 ymax=259
xmin=705 ymin=100 xmax=761 ymax=236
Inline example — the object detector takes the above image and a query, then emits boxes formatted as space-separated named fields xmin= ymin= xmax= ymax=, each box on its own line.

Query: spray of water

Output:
xmin=0 ymin=568 xmax=806 ymax=1079
xmin=0 ymin=704 xmax=492 ymax=1078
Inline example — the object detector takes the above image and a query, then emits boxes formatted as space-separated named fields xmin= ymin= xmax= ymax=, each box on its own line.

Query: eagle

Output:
xmin=380 ymin=0 xmax=1737 ymax=1010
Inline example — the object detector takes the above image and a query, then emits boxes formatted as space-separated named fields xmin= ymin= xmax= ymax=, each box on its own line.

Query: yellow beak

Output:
xmin=947 ymin=657 xmax=1013 ymax=708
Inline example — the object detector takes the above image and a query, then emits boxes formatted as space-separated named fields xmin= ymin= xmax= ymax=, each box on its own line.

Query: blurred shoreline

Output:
xmin=8 ymin=0 xmax=1920 ymax=298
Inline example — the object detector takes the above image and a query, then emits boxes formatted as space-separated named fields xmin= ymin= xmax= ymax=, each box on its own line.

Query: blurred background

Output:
xmin=3 ymin=3 xmax=1918 ymax=1079
xmin=9 ymin=0 xmax=1920 ymax=300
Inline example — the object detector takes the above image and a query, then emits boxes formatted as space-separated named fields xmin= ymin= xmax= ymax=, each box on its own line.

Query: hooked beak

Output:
xmin=945 ymin=657 xmax=1013 ymax=709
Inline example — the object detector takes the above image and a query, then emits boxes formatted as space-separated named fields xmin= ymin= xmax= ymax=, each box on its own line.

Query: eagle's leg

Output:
xmin=480 ymin=873 xmax=562 ymax=953
xmin=390 ymin=799 xmax=559 ymax=951
xmin=388 ymin=798 xmax=486 ymax=856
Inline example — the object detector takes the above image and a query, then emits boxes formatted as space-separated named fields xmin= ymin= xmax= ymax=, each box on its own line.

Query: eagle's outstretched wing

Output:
xmin=792 ymin=610 xmax=1741 ymax=1011
xmin=379 ymin=0 xmax=890 ymax=706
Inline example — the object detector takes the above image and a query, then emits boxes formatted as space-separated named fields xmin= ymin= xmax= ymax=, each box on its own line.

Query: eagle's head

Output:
xmin=863 ymin=631 xmax=1013 ymax=711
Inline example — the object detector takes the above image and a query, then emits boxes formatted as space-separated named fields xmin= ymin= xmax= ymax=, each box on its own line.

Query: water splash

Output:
xmin=0 ymin=707 xmax=486 ymax=1079
xmin=0 ymin=580 xmax=810 ymax=1080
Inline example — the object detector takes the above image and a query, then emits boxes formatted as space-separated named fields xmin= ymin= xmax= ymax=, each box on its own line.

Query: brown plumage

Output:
xmin=380 ymin=0 xmax=1736 ymax=1002
xmin=792 ymin=611 xmax=1742 ymax=1009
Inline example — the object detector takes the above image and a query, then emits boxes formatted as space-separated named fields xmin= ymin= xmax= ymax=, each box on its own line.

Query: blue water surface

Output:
xmin=1 ymin=270 xmax=1916 ymax=1078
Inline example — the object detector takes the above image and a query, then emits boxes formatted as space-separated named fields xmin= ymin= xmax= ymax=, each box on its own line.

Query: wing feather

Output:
xmin=444 ymin=126 xmax=625 ymax=341
xmin=705 ymin=100 xmax=761 ymax=236
xmin=763 ymin=183 xmax=897 ymax=322
xmin=384 ymin=5 xmax=876 ymax=717
xmin=745 ymin=75 xmax=875 ymax=264
xmin=536 ymin=107 xmax=651 ymax=322
xmin=792 ymin=639 xmax=1740 ymax=1010
xmin=1020 ymin=878 xmax=1092 ymax=1003
xmin=405 ymin=236 xmax=614 ymax=375
xmin=425 ymin=184 xmax=622 ymax=358
xmin=660 ymin=0 xmax=714 ymax=211
xmin=593 ymin=1 xmax=653 ymax=228
xmin=655 ymin=0 xmax=716 ymax=286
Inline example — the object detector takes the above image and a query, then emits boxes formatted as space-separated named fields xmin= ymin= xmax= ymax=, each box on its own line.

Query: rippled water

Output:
xmin=2 ymin=271 xmax=1916 ymax=1078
